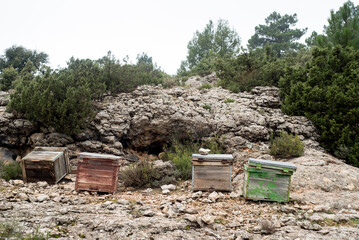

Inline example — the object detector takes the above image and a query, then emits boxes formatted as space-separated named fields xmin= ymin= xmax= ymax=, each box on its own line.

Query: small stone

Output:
xmin=17 ymin=193 xmax=28 ymax=201
xmin=36 ymin=194 xmax=50 ymax=202
xmin=259 ymin=220 xmax=275 ymax=234
xmin=142 ymin=210 xmax=155 ymax=217
xmin=53 ymin=196 xmax=62 ymax=202
xmin=162 ymin=189 xmax=170 ymax=195
xmin=37 ymin=181 xmax=48 ymax=188
xmin=185 ymin=208 xmax=198 ymax=214
xmin=177 ymin=195 xmax=187 ymax=202
xmin=199 ymin=148 xmax=211 ymax=155
xmin=161 ymin=184 xmax=176 ymax=191
xmin=208 ymin=191 xmax=220 ymax=202
xmin=192 ymin=191 xmax=202 ymax=199
xmin=117 ymin=199 xmax=130 ymax=205
xmin=201 ymin=214 xmax=215 ymax=225
xmin=62 ymin=183 xmax=75 ymax=191
xmin=102 ymin=201 xmax=113 ymax=207
xmin=184 ymin=214 xmax=197 ymax=223
xmin=166 ymin=206 xmax=178 ymax=218
xmin=344 ymin=183 xmax=355 ymax=191
xmin=107 ymin=204 xmax=116 ymax=210
xmin=142 ymin=188 xmax=153 ymax=194
xmin=12 ymin=180 xmax=24 ymax=186
xmin=0 ymin=204 xmax=13 ymax=211
xmin=314 ymin=204 xmax=330 ymax=212
xmin=230 ymin=191 xmax=241 ymax=199
xmin=281 ymin=206 xmax=296 ymax=214
xmin=308 ymin=213 xmax=324 ymax=222
xmin=334 ymin=214 xmax=349 ymax=223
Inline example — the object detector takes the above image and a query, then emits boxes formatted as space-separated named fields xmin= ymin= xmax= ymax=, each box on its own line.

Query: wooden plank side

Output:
xmin=21 ymin=160 xmax=27 ymax=183
xmin=192 ymin=161 xmax=232 ymax=166
xmin=75 ymin=160 xmax=119 ymax=193
xmin=193 ymin=165 xmax=231 ymax=191
xmin=77 ymin=164 xmax=117 ymax=172
xmin=80 ymin=159 xmax=120 ymax=166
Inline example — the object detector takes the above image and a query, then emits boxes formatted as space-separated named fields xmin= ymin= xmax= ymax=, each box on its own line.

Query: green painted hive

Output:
xmin=243 ymin=158 xmax=297 ymax=202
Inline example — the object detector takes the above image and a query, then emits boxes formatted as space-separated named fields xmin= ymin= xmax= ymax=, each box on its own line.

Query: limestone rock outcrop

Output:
xmin=0 ymin=85 xmax=319 ymax=157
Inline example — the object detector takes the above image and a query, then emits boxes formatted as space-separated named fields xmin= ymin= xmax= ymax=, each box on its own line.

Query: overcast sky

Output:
xmin=1 ymin=0 xmax=355 ymax=75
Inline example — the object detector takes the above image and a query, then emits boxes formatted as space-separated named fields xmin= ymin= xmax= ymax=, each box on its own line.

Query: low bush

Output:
xmin=224 ymin=98 xmax=235 ymax=103
xmin=0 ymin=161 xmax=22 ymax=181
xmin=270 ymin=131 xmax=304 ymax=158
xmin=119 ymin=159 xmax=178 ymax=188
xmin=203 ymin=104 xmax=211 ymax=110
xmin=199 ymin=83 xmax=213 ymax=90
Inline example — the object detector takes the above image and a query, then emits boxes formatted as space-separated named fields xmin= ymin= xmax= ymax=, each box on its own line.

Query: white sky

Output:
xmin=1 ymin=0 xmax=355 ymax=75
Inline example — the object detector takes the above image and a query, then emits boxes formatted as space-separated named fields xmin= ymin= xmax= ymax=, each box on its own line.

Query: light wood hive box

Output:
xmin=21 ymin=147 xmax=70 ymax=184
xmin=191 ymin=154 xmax=234 ymax=191
xmin=75 ymin=152 xmax=122 ymax=194
xmin=243 ymin=158 xmax=297 ymax=202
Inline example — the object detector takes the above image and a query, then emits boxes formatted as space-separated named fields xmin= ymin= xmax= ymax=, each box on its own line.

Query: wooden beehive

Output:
xmin=21 ymin=147 xmax=70 ymax=184
xmin=75 ymin=152 xmax=122 ymax=193
xmin=192 ymin=154 xmax=234 ymax=191
xmin=243 ymin=158 xmax=297 ymax=202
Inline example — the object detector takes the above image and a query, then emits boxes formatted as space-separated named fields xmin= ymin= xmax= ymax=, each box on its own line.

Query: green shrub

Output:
xmin=224 ymin=98 xmax=235 ymax=103
xmin=203 ymin=104 xmax=211 ymax=110
xmin=119 ymin=159 xmax=178 ymax=188
xmin=163 ymin=136 xmax=224 ymax=180
xmin=8 ymin=61 xmax=95 ymax=136
xmin=98 ymin=52 xmax=165 ymax=93
xmin=280 ymin=46 xmax=359 ymax=166
xmin=270 ymin=131 xmax=304 ymax=158
xmin=199 ymin=83 xmax=213 ymax=90
xmin=0 ymin=161 xmax=22 ymax=181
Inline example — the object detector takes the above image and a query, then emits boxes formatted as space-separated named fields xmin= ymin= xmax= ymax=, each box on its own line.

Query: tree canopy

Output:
xmin=248 ymin=12 xmax=307 ymax=57
xmin=179 ymin=19 xmax=241 ymax=76
xmin=0 ymin=45 xmax=48 ymax=72
xmin=316 ymin=1 xmax=359 ymax=49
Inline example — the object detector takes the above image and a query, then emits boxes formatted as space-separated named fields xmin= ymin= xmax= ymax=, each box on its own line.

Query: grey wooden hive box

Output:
xmin=243 ymin=158 xmax=297 ymax=202
xmin=192 ymin=154 xmax=234 ymax=191
xmin=21 ymin=147 xmax=70 ymax=184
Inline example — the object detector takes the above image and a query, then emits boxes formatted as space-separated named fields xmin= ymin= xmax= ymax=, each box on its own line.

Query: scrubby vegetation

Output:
xmin=0 ymin=161 xmax=22 ymax=181
xmin=270 ymin=131 xmax=304 ymax=158
xmin=199 ymin=83 xmax=213 ymax=90
xmin=119 ymin=159 xmax=179 ymax=188
xmin=0 ymin=220 xmax=48 ymax=240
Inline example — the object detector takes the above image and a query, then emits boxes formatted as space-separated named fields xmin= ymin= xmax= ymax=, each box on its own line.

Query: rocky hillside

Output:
xmin=1 ymin=84 xmax=359 ymax=239
xmin=0 ymin=85 xmax=318 ymax=160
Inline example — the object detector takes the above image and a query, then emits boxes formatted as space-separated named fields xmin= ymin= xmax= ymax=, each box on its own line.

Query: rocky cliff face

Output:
xmin=0 ymin=85 xmax=319 ymax=159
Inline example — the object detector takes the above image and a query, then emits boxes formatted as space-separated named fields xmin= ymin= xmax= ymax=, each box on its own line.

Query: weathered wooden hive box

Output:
xmin=75 ymin=152 xmax=122 ymax=193
xmin=192 ymin=154 xmax=234 ymax=191
xmin=21 ymin=147 xmax=70 ymax=184
xmin=243 ymin=158 xmax=297 ymax=202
